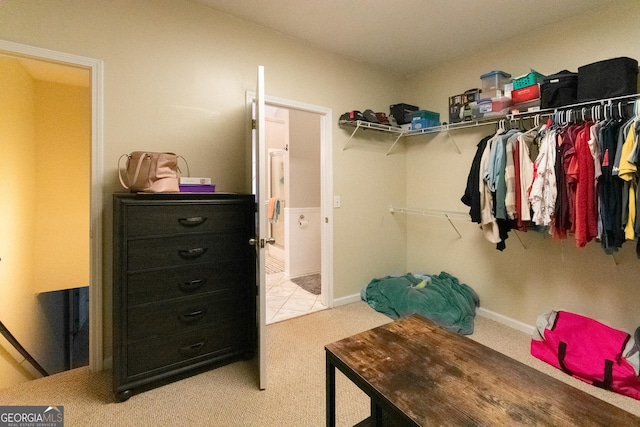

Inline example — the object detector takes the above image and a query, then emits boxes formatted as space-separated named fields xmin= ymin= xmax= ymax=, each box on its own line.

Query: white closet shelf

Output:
xmin=340 ymin=93 xmax=640 ymax=154
xmin=340 ymin=120 xmax=404 ymax=154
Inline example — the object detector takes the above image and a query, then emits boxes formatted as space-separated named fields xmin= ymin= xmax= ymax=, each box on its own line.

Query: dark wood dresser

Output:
xmin=112 ymin=193 xmax=256 ymax=402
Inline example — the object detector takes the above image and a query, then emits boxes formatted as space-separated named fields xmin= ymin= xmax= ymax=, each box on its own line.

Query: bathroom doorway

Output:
xmin=264 ymin=105 xmax=327 ymax=324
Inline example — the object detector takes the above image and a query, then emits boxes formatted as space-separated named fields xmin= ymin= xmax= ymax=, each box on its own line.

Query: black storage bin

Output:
xmin=541 ymin=70 xmax=578 ymax=109
xmin=390 ymin=103 xmax=419 ymax=125
xmin=577 ymin=57 xmax=638 ymax=102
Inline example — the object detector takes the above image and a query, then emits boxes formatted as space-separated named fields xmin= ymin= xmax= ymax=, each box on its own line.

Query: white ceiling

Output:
xmin=194 ymin=0 xmax=612 ymax=76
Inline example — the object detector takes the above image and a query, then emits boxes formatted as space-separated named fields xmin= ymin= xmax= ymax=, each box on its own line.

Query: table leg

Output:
xmin=371 ymin=399 xmax=383 ymax=427
xmin=326 ymin=356 xmax=336 ymax=427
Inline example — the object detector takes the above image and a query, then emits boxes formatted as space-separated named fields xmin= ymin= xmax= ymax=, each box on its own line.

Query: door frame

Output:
xmin=0 ymin=39 xmax=104 ymax=372
xmin=246 ymin=92 xmax=334 ymax=308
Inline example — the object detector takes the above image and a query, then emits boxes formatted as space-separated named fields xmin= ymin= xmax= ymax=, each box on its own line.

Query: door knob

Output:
xmin=249 ymin=237 xmax=275 ymax=247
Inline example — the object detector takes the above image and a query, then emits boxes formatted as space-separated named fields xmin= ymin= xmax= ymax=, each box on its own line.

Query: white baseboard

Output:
xmin=332 ymin=293 xmax=363 ymax=307
xmin=477 ymin=307 xmax=536 ymax=336
xmin=288 ymin=269 xmax=321 ymax=280
xmin=334 ymin=293 xmax=536 ymax=336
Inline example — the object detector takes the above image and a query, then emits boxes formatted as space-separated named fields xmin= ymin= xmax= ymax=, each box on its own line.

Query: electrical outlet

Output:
xmin=333 ymin=196 xmax=341 ymax=208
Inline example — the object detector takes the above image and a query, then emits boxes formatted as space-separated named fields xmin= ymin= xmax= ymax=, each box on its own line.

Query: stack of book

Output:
xmin=179 ymin=177 xmax=216 ymax=193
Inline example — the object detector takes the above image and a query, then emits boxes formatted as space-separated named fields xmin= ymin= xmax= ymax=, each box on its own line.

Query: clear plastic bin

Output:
xmin=480 ymin=70 xmax=511 ymax=99
xmin=470 ymin=99 xmax=493 ymax=119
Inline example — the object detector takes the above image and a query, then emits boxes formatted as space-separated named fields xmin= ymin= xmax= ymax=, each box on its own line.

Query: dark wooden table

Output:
xmin=325 ymin=314 xmax=640 ymax=426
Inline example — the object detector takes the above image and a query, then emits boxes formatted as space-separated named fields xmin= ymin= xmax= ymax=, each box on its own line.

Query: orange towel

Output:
xmin=268 ymin=197 xmax=276 ymax=219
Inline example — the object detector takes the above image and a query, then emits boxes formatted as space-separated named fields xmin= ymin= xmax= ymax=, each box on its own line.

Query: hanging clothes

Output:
xmin=461 ymin=136 xmax=492 ymax=224
xmin=553 ymin=130 xmax=570 ymax=239
xmin=479 ymin=132 xmax=502 ymax=245
xmin=599 ymin=121 xmax=624 ymax=253
xmin=530 ymin=128 xmax=558 ymax=227
xmin=515 ymin=127 xmax=538 ymax=230
xmin=460 ymin=100 xmax=639 ymax=258
xmin=618 ymin=123 xmax=637 ymax=241
xmin=573 ymin=122 xmax=598 ymax=247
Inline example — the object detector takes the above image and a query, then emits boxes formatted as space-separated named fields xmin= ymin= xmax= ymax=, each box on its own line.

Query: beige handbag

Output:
xmin=118 ymin=152 xmax=185 ymax=193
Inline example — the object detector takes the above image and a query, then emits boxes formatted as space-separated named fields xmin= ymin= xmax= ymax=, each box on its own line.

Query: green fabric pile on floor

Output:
xmin=362 ymin=272 xmax=480 ymax=334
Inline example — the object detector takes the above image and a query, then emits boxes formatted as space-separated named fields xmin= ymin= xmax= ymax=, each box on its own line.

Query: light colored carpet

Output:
xmin=0 ymin=302 xmax=639 ymax=426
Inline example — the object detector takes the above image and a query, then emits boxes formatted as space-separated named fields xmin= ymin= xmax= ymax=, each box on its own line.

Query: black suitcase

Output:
xmin=541 ymin=70 xmax=578 ymax=109
xmin=577 ymin=57 xmax=638 ymax=102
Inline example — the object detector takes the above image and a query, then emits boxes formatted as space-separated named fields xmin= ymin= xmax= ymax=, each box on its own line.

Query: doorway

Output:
xmin=0 ymin=40 xmax=103 ymax=385
xmin=249 ymin=94 xmax=334 ymax=325
xmin=263 ymin=106 xmax=326 ymax=324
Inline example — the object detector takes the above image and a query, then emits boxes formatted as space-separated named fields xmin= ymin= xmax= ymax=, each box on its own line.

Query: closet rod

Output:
xmin=389 ymin=206 xmax=469 ymax=219
xmin=506 ymin=92 xmax=640 ymax=122
xmin=390 ymin=206 xmax=531 ymax=249
xmin=389 ymin=206 xmax=469 ymax=238
xmin=407 ymin=93 xmax=640 ymax=136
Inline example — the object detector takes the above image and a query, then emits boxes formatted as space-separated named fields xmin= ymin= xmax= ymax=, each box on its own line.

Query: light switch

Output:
xmin=333 ymin=196 xmax=341 ymax=208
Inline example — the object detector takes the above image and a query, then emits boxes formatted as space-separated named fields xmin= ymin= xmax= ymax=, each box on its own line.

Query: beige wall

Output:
xmin=34 ymin=81 xmax=90 ymax=293
xmin=400 ymin=0 xmax=640 ymax=333
xmin=0 ymin=56 xmax=39 ymax=386
xmin=0 ymin=0 xmax=406 ymax=366
xmin=288 ymin=109 xmax=321 ymax=209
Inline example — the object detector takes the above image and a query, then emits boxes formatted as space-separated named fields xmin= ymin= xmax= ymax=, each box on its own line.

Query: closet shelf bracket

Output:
xmin=342 ymin=120 xmax=405 ymax=152
xmin=385 ymin=133 xmax=406 ymax=155
xmin=342 ymin=121 xmax=362 ymax=151
xmin=389 ymin=206 xmax=469 ymax=238
xmin=445 ymin=132 xmax=462 ymax=154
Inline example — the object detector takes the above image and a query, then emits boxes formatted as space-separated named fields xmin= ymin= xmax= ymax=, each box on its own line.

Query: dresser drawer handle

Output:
xmin=178 ymin=216 xmax=207 ymax=227
xmin=179 ymin=309 xmax=207 ymax=323
xmin=179 ymin=279 xmax=206 ymax=292
xmin=178 ymin=247 xmax=208 ymax=259
xmin=179 ymin=341 xmax=206 ymax=356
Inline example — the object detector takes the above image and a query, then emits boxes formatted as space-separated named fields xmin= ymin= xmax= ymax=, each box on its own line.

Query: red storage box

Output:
xmin=491 ymin=96 xmax=511 ymax=113
xmin=512 ymin=84 xmax=540 ymax=104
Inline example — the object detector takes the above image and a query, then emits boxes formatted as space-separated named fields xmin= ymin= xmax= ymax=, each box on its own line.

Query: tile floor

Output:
xmin=265 ymin=258 xmax=327 ymax=324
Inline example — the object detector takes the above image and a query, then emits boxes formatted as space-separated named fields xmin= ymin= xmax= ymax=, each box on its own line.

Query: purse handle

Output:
xmin=118 ymin=153 xmax=190 ymax=190
xmin=118 ymin=153 xmax=148 ymax=190
xmin=177 ymin=155 xmax=190 ymax=177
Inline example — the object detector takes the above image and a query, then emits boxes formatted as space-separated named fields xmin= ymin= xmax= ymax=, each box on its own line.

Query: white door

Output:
xmin=252 ymin=65 xmax=268 ymax=390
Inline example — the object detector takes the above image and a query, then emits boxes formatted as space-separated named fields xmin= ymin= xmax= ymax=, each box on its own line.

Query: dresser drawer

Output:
xmin=126 ymin=203 xmax=248 ymax=237
xmin=127 ymin=262 xmax=250 ymax=306
xmin=126 ymin=319 xmax=250 ymax=377
xmin=127 ymin=233 xmax=247 ymax=271
xmin=127 ymin=290 xmax=250 ymax=341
